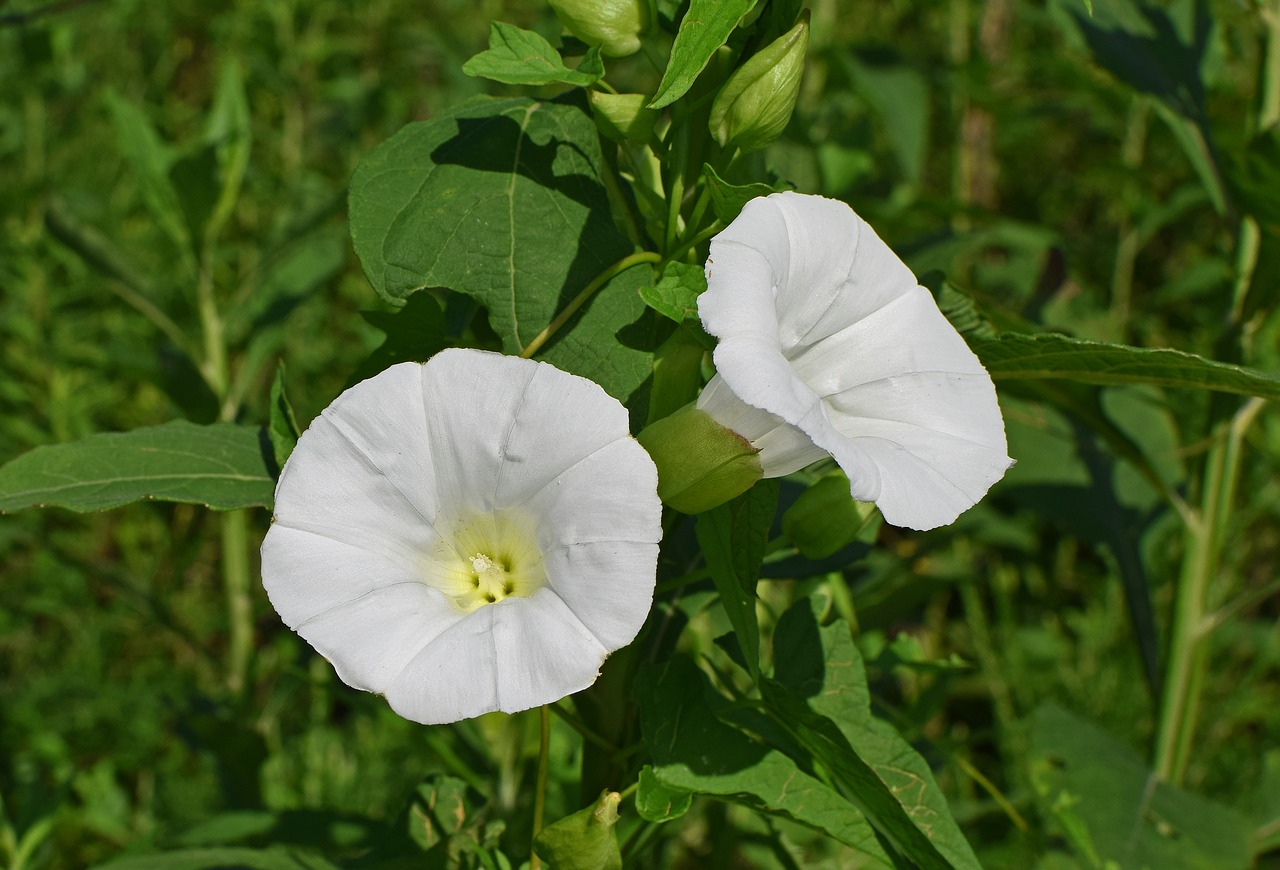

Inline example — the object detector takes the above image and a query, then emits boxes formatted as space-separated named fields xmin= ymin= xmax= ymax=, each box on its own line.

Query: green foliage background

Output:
xmin=2 ymin=0 xmax=1278 ymax=867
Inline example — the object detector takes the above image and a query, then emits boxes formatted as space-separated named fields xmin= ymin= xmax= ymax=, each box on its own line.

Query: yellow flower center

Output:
xmin=423 ymin=511 xmax=547 ymax=612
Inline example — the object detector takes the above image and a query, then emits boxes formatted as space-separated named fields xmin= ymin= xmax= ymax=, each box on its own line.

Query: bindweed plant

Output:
xmin=3 ymin=0 xmax=1280 ymax=867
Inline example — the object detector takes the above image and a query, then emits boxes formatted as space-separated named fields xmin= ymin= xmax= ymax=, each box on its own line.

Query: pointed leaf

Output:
xmin=463 ymin=22 xmax=604 ymax=86
xmin=105 ymin=90 xmax=191 ymax=258
xmin=649 ymin=0 xmax=759 ymax=109
xmin=694 ymin=479 xmax=778 ymax=679
xmin=972 ymin=332 xmax=1280 ymax=399
xmin=0 ymin=421 xmax=275 ymax=513
xmin=638 ymin=260 xmax=705 ymax=323
xmin=640 ymin=657 xmax=894 ymax=865
xmin=764 ymin=599 xmax=981 ymax=869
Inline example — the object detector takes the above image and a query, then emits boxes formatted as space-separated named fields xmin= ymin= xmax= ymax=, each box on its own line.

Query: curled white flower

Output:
xmin=697 ymin=192 xmax=1011 ymax=531
xmin=261 ymin=349 xmax=661 ymax=724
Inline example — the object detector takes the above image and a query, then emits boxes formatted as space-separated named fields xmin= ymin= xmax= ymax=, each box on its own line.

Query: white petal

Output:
xmin=269 ymin=362 xmax=443 ymax=566
xmin=542 ymin=540 xmax=659 ymax=650
xmin=519 ymin=438 xmax=662 ymax=548
xmin=381 ymin=591 xmax=607 ymax=722
xmin=291 ymin=582 xmax=465 ymax=696
xmin=698 ymin=192 xmax=1011 ymax=530
xmin=383 ymin=605 xmax=500 ymax=723
xmin=493 ymin=589 xmax=608 ymax=714
xmin=261 ymin=524 xmax=424 ymax=626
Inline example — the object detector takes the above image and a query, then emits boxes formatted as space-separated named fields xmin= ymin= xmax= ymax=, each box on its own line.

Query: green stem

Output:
xmin=530 ymin=704 xmax=551 ymax=870
xmin=220 ymin=508 xmax=253 ymax=696
xmin=1154 ymin=401 xmax=1264 ymax=782
xmin=519 ymin=251 xmax=662 ymax=359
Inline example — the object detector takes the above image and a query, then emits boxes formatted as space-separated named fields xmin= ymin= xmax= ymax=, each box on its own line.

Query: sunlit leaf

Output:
xmin=348 ymin=96 xmax=653 ymax=402
xmin=648 ymin=0 xmax=759 ymax=109
xmin=0 ymin=421 xmax=274 ymax=513
xmin=463 ymin=22 xmax=604 ymax=87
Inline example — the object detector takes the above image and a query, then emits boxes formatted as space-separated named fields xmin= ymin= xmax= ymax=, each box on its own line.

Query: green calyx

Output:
xmin=637 ymin=403 xmax=764 ymax=515
xmin=709 ymin=14 xmax=810 ymax=152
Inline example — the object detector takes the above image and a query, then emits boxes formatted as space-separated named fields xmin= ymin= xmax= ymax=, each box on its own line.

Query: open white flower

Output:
xmin=697 ymin=192 xmax=1011 ymax=531
xmin=260 ymin=349 xmax=661 ymax=724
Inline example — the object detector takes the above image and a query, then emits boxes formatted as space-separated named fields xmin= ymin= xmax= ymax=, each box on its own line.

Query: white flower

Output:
xmin=696 ymin=192 xmax=1011 ymax=531
xmin=260 ymin=349 xmax=661 ymax=724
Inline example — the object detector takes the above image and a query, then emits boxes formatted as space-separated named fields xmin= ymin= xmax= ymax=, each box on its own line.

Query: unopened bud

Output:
xmin=709 ymin=15 xmax=809 ymax=152
xmin=548 ymin=0 xmax=651 ymax=58
xmin=637 ymin=403 xmax=763 ymax=514
xmin=589 ymin=91 xmax=659 ymax=142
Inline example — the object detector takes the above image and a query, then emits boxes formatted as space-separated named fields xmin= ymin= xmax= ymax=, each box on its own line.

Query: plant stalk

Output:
xmin=530 ymin=704 xmax=551 ymax=870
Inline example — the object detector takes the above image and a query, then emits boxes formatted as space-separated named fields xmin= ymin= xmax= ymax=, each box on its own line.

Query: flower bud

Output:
xmin=548 ymin=0 xmax=651 ymax=58
xmin=709 ymin=15 xmax=809 ymax=152
xmin=637 ymin=403 xmax=763 ymax=514
xmin=589 ymin=91 xmax=659 ymax=142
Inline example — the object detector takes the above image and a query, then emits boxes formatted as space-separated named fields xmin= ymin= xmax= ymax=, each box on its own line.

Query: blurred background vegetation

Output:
xmin=2 ymin=0 xmax=1277 ymax=866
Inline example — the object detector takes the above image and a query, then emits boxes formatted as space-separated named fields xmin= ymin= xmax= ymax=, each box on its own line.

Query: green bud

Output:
xmin=637 ymin=403 xmax=763 ymax=515
xmin=709 ymin=15 xmax=809 ymax=152
xmin=534 ymin=790 xmax=623 ymax=870
xmin=589 ymin=91 xmax=659 ymax=142
xmin=781 ymin=472 xmax=879 ymax=560
xmin=548 ymin=0 xmax=651 ymax=58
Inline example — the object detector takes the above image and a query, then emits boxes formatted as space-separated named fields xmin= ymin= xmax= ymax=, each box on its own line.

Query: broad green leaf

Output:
xmin=972 ymin=332 xmax=1280 ymax=399
xmin=268 ymin=362 xmax=301 ymax=471
xmin=640 ymin=656 xmax=894 ymax=866
xmin=1028 ymin=703 xmax=1252 ymax=870
xmin=348 ymin=96 xmax=652 ymax=403
xmin=105 ymin=90 xmax=192 ymax=260
xmin=463 ymin=22 xmax=604 ymax=86
xmin=694 ymin=479 xmax=779 ymax=679
xmin=638 ymin=260 xmax=705 ymax=323
xmin=635 ymin=766 xmax=692 ymax=822
xmin=701 ymin=163 xmax=785 ymax=224
xmin=94 ymin=847 xmax=340 ymax=870
xmin=762 ymin=599 xmax=978 ymax=870
xmin=534 ymin=791 xmax=622 ymax=870
xmin=348 ymin=292 xmax=450 ymax=387
xmin=0 ymin=421 xmax=275 ymax=513
xmin=648 ymin=0 xmax=759 ymax=109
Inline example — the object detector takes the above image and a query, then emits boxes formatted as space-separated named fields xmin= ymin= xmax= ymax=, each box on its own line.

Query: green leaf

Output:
xmin=640 ymin=656 xmax=895 ymax=865
xmin=972 ymin=332 xmax=1280 ymax=399
xmin=1028 ymin=703 xmax=1253 ymax=870
xmin=463 ymin=22 xmax=604 ymax=87
xmin=694 ymin=480 xmax=779 ymax=679
xmin=348 ymin=96 xmax=652 ymax=403
xmin=104 ymin=90 xmax=192 ymax=259
xmin=0 ymin=421 xmax=275 ymax=513
xmin=760 ymin=599 xmax=978 ymax=870
xmin=534 ymin=791 xmax=623 ymax=870
xmin=268 ymin=362 xmax=301 ymax=471
xmin=648 ymin=0 xmax=759 ymax=109
xmin=701 ymin=163 xmax=785 ymax=224
xmin=348 ymin=292 xmax=450 ymax=387
xmin=638 ymin=260 xmax=705 ymax=323
xmin=781 ymin=472 xmax=878 ymax=560
xmin=635 ymin=766 xmax=693 ymax=823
